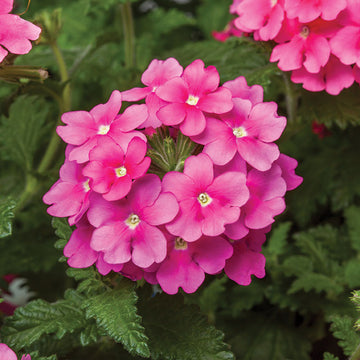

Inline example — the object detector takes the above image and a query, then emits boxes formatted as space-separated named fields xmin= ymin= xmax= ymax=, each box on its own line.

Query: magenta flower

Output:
xmin=212 ymin=20 xmax=244 ymax=42
xmin=270 ymin=18 xmax=340 ymax=73
xmin=122 ymin=58 xmax=183 ymax=128
xmin=156 ymin=233 xmax=233 ymax=294
xmin=57 ymin=90 xmax=147 ymax=163
xmin=83 ymin=136 xmax=150 ymax=201
xmin=156 ymin=59 xmax=233 ymax=136
xmin=0 ymin=0 xmax=41 ymax=63
xmin=275 ymin=154 xmax=303 ymax=191
xmin=234 ymin=0 xmax=285 ymax=41
xmin=163 ymin=153 xmax=249 ymax=242
xmin=87 ymin=175 xmax=179 ymax=268
xmin=284 ymin=0 xmax=347 ymax=23
xmin=43 ymin=153 xmax=91 ymax=226
xmin=0 ymin=343 xmax=31 ymax=360
xmin=192 ymin=98 xmax=286 ymax=170
xmin=225 ymin=230 xmax=266 ymax=285
xmin=223 ymin=76 xmax=264 ymax=105
xmin=291 ymin=55 xmax=355 ymax=95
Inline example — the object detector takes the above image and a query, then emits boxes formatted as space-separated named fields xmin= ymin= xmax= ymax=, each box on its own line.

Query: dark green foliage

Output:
xmin=0 ymin=198 xmax=16 ymax=238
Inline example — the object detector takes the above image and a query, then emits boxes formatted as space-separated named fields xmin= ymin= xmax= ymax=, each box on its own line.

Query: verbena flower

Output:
xmin=0 ymin=343 xmax=31 ymax=360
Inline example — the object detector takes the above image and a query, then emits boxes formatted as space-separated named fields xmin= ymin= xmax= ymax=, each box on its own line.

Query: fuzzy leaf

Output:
xmin=0 ymin=198 xmax=16 ymax=238
xmin=345 ymin=206 xmax=360 ymax=251
xmin=264 ymin=222 xmax=292 ymax=258
xmin=139 ymin=293 xmax=234 ymax=360
xmin=323 ymin=353 xmax=339 ymax=360
xmin=82 ymin=280 xmax=150 ymax=358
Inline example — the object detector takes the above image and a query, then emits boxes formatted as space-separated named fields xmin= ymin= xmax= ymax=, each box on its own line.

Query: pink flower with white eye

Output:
xmin=270 ymin=17 xmax=340 ymax=73
xmin=57 ymin=90 xmax=147 ymax=163
xmin=0 ymin=343 xmax=31 ymax=360
xmin=284 ymin=0 xmax=347 ymax=23
xmin=122 ymin=58 xmax=183 ymax=128
xmin=155 ymin=59 xmax=233 ymax=136
xmin=0 ymin=0 xmax=41 ymax=63
xmin=163 ymin=153 xmax=249 ymax=242
xmin=192 ymin=98 xmax=286 ymax=170
xmin=83 ymin=136 xmax=150 ymax=201
xmin=225 ymin=230 xmax=266 ymax=285
xmin=223 ymin=76 xmax=264 ymax=105
xmin=43 ymin=152 xmax=91 ymax=226
xmin=291 ymin=55 xmax=355 ymax=95
xmin=234 ymin=0 xmax=285 ymax=41
xmin=87 ymin=175 xmax=179 ymax=269
xmin=156 ymin=233 xmax=233 ymax=295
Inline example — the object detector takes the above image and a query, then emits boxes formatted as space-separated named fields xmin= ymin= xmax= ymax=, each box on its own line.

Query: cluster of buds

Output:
xmin=228 ymin=0 xmax=360 ymax=95
xmin=43 ymin=58 xmax=302 ymax=294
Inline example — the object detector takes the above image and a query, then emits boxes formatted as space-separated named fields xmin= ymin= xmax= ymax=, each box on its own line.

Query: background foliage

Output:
xmin=1 ymin=0 xmax=360 ymax=359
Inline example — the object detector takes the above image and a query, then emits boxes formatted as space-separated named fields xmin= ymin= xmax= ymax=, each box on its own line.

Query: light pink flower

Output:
xmin=270 ymin=18 xmax=339 ymax=73
xmin=0 ymin=343 xmax=31 ymax=360
xmin=122 ymin=58 xmax=183 ymax=128
xmin=87 ymin=175 xmax=179 ymax=268
xmin=83 ymin=136 xmax=150 ymax=201
xmin=57 ymin=90 xmax=147 ymax=163
xmin=43 ymin=153 xmax=91 ymax=226
xmin=291 ymin=55 xmax=355 ymax=95
xmin=225 ymin=230 xmax=266 ymax=285
xmin=156 ymin=233 xmax=233 ymax=294
xmin=192 ymin=98 xmax=286 ymax=170
xmin=284 ymin=0 xmax=347 ymax=23
xmin=163 ymin=153 xmax=249 ymax=242
xmin=156 ymin=59 xmax=233 ymax=136
xmin=234 ymin=0 xmax=285 ymax=41
xmin=0 ymin=0 xmax=41 ymax=63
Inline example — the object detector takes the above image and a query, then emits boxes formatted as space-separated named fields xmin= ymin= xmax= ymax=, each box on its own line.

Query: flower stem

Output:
xmin=282 ymin=72 xmax=298 ymax=123
xmin=120 ymin=2 xmax=136 ymax=69
xmin=350 ymin=343 xmax=360 ymax=360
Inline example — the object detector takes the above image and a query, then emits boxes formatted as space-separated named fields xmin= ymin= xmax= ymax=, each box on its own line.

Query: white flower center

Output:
xmin=98 ymin=124 xmax=110 ymax=135
xmin=152 ymin=86 xmax=157 ymax=92
xmin=186 ymin=95 xmax=199 ymax=106
xmin=115 ymin=166 xmax=127 ymax=177
xmin=125 ymin=214 xmax=140 ymax=229
xmin=233 ymin=126 xmax=247 ymax=138
xmin=175 ymin=237 xmax=188 ymax=250
xmin=300 ymin=25 xmax=310 ymax=39
xmin=271 ymin=0 xmax=277 ymax=7
xmin=197 ymin=192 xmax=212 ymax=207
xmin=83 ymin=179 xmax=91 ymax=192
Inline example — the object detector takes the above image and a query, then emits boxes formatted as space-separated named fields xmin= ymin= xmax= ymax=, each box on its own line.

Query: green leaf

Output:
xmin=323 ymin=353 xmax=339 ymax=360
xmin=0 ymin=198 xmax=16 ymax=238
xmin=345 ymin=260 xmax=360 ymax=288
xmin=264 ymin=222 xmax=292 ymax=258
xmin=139 ymin=293 xmax=234 ymax=360
xmin=29 ymin=351 xmax=57 ymax=360
xmin=345 ymin=206 xmax=360 ymax=251
xmin=82 ymin=280 xmax=150 ymax=358
xmin=52 ymin=217 xmax=73 ymax=244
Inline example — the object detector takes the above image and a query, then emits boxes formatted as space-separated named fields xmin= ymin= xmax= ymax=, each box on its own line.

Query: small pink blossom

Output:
xmin=223 ymin=76 xmax=264 ymax=105
xmin=0 ymin=343 xmax=31 ymax=360
xmin=163 ymin=153 xmax=249 ymax=242
xmin=192 ymin=98 xmax=286 ymax=170
xmin=87 ymin=175 xmax=179 ymax=268
xmin=234 ymin=0 xmax=285 ymax=41
xmin=57 ymin=90 xmax=147 ymax=163
xmin=156 ymin=233 xmax=233 ymax=294
xmin=0 ymin=0 xmax=41 ymax=63
xmin=43 ymin=153 xmax=91 ymax=226
xmin=156 ymin=59 xmax=233 ymax=136
xmin=284 ymin=0 xmax=347 ymax=23
xmin=212 ymin=20 xmax=244 ymax=42
xmin=274 ymin=154 xmax=303 ymax=190
xmin=83 ymin=136 xmax=150 ymax=201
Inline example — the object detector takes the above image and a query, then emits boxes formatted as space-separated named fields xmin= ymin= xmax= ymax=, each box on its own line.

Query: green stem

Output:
xmin=282 ymin=72 xmax=298 ymax=123
xmin=16 ymin=174 xmax=39 ymax=213
xmin=120 ymin=2 xmax=136 ymax=69
xmin=350 ymin=343 xmax=360 ymax=360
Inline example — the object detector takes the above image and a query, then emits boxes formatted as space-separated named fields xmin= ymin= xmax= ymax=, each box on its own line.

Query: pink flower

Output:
xmin=87 ymin=175 xmax=179 ymax=268
xmin=0 ymin=343 xmax=31 ymax=360
xmin=212 ymin=20 xmax=244 ymax=42
xmin=156 ymin=233 xmax=233 ymax=294
xmin=122 ymin=58 xmax=183 ymax=128
xmin=57 ymin=90 xmax=147 ymax=163
xmin=274 ymin=154 xmax=303 ymax=190
xmin=284 ymin=0 xmax=347 ymax=23
xmin=163 ymin=153 xmax=249 ymax=242
xmin=0 ymin=0 xmax=41 ymax=63
xmin=223 ymin=76 xmax=264 ymax=105
xmin=270 ymin=18 xmax=339 ymax=73
xmin=156 ymin=59 xmax=233 ymax=136
xmin=43 ymin=153 xmax=91 ymax=226
xmin=192 ymin=98 xmax=286 ymax=170
xmin=83 ymin=136 xmax=150 ymax=201
xmin=234 ymin=0 xmax=285 ymax=41
xmin=225 ymin=230 xmax=266 ymax=285
xmin=291 ymin=55 xmax=355 ymax=95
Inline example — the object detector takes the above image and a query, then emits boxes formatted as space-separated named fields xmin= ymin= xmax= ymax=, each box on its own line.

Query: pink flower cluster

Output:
xmin=43 ymin=58 xmax=302 ymax=294
xmin=0 ymin=0 xmax=41 ymax=63
xmin=0 ymin=344 xmax=30 ymax=360
xmin=229 ymin=0 xmax=360 ymax=95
